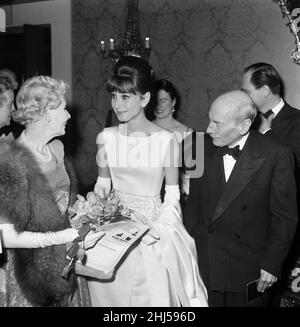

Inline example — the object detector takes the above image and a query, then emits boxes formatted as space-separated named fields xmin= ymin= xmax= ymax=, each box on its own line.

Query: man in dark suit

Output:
xmin=184 ymin=90 xmax=298 ymax=306
xmin=242 ymin=63 xmax=300 ymax=305
xmin=241 ymin=62 xmax=300 ymax=167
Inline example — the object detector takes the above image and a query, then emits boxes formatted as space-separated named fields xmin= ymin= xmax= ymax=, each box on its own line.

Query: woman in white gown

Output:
xmin=87 ymin=56 xmax=208 ymax=307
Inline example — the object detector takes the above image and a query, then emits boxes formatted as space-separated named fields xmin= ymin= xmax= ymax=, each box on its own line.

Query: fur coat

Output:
xmin=0 ymin=139 xmax=76 ymax=306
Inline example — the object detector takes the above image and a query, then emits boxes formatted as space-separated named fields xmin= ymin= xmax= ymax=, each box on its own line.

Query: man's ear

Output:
xmin=261 ymin=85 xmax=271 ymax=98
xmin=240 ymin=118 xmax=252 ymax=134
xmin=141 ymin=92 xmax=151 ymax=108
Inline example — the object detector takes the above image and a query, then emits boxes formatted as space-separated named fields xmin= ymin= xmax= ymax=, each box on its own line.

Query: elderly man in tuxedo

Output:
xmin=184 ymin=90 xmax=297 ymax=307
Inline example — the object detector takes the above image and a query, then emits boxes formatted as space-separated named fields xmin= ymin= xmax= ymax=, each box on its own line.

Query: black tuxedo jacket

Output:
xmin=267 ymin=102 xmax=300 ymax=167
xmin=265 ymin=103 xmax=300 ymax=265
xmin=183 ymin=130 xmax=298 ymax=292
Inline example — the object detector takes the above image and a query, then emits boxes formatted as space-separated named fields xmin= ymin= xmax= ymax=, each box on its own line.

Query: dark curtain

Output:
xmin=23 ymin=24 xmax=51 ymax=79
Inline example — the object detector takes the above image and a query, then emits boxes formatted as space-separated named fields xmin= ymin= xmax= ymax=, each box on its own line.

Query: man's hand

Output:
xmin=258 ymin=112 xmax=275 ymax=134
xmin=257 ymin=269 xmax=278 ymax=292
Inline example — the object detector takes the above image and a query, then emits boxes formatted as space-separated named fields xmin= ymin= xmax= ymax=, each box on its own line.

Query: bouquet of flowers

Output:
xmin=62 ymin=191 xmax=132 ymax=279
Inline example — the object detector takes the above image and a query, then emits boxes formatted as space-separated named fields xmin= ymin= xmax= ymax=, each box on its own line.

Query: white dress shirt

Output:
xmin=223 ymin=133 xmax=249 ymax=182
xmin=262 ymin=98 xmax=284 ymax=134
xmin=271 ymin=98 xmax=284 ymax=119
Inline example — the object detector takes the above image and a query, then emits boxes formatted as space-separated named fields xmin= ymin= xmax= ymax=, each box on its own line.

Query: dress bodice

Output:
xmin=103 ymin=124 xmax=175 ymax=197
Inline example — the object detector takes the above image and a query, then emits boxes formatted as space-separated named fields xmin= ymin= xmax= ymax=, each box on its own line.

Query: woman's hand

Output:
xmin=94 ymin=176 xmax=111 ymax=198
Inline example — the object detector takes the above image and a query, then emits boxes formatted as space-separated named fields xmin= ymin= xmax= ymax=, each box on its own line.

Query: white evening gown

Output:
xmin=87 ymin=124 xmax=207 ymax=307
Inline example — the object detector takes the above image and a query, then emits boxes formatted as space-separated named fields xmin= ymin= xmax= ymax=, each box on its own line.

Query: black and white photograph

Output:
xmin=0 ymin=0 xmax=300 ymax=311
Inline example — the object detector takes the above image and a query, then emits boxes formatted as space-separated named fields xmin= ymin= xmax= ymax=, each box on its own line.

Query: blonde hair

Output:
xmin=13 ymin=75 xmax=68 ymax=126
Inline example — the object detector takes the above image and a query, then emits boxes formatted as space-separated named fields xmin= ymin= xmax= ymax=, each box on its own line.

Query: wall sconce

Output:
xmin=99 ymin=0 xmax=151 ymax=62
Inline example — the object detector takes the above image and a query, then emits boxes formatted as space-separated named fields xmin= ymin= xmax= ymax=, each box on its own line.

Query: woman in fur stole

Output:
xmin=0 ymin=76 xmax=100 ymax=306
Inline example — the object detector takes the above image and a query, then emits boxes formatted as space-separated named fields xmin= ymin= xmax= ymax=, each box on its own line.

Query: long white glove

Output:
xmin=164 ymin=184 xmax=180 ymax=204
xmin=133 ymin=185 xmax=182 ymax=246
xmin=94 ymin=176 xmax=111 ymax=198
xmin=0 ymin=223 xmax=78 ymax=249
xmin=181 ymin=172 xmax=190 ymax=196
xmin=163 ymin=184 xmax=181 ymax=214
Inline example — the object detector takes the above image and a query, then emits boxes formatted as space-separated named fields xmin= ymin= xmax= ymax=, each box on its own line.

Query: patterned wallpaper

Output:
xmin=72 ymin=0 xmax=298 ymax=189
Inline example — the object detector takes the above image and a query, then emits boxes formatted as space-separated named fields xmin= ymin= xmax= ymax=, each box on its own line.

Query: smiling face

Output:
xmin=47 ymin=97 xmax=70 ymax=136
xmin=111 ymin=91 xmax=149 ymax=123
xmin=155 ymin=89 xmax=175 ymax=119
xmin=0 ymin=89 xmax=15 ymax=128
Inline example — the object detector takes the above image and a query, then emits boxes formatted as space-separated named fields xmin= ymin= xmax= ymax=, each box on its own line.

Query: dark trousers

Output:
xmin=209 ymin=290 xmax=269 ymax=307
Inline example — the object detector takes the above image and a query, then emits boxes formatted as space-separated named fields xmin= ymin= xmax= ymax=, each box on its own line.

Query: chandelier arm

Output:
xmin=274 ymin=0 xmax=300 ymax=64
xmin=99 ymin=0 xmax=151 ymax=63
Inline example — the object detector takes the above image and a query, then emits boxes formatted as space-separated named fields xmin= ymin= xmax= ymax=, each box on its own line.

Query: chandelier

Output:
xmin=100 ymin=0 xmax=151 ymax=62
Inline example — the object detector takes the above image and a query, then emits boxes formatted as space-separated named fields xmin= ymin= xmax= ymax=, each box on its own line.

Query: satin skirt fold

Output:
xmin=87 ymin=190 xmax=208 ymax=307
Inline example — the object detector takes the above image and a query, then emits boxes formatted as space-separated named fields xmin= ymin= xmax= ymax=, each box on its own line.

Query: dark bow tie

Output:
xmin=262 ymin=109 xmax=274 ymax=119
xmin=216 ymin=145 xmax=241 ymax=160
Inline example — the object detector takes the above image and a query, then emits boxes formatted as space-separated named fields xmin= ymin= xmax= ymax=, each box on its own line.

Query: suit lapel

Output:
xmin=271 ymin=103 xmax=290 ymax=129
xmin=206 ymin=142 xmax=226 ymax=202
xmin=210 ymin=132 xmax=265 ymax=225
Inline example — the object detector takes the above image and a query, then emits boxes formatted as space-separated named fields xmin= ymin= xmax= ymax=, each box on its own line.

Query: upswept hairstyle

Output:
xmin=243 ymin=62 xmax=282 ymax=96
xmin=13 ymin=75 xmax=68 ymax=126
xmin=153 ymin=78 xmax=181 ymax=112
xmin=0 ymin=69 xmax=19 ymax=91
xmin=0 ymin=75 xmax=14 ymax=107
xmin=106 ymin=56 xmax=154 ymax=95
xmin=154 ymin=79 xmax=178 ymax=101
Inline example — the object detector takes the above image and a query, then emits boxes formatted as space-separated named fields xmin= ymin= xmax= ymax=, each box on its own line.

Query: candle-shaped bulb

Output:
xmin=109 ymin=38 xmax=115 ymax=50
xmin=100 ymin=40 xmax=105 ymax=52
xmin=145 ymin=37 xmax=150 ymax=49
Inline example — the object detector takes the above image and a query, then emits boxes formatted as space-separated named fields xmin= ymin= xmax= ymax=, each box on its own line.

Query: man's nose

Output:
xmin=206 ymin=122 xmax=213 ymax=134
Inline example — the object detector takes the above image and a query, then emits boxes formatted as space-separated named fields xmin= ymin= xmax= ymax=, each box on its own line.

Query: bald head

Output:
xmin=212 ymin=90 xmax=257 ymax=124
xmin=207 ymin=90 xmax=257 ymax=147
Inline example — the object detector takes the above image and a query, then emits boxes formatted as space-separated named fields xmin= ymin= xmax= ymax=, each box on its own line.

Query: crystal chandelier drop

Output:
xmin=100 ymin=0 xmax=151 ymax=62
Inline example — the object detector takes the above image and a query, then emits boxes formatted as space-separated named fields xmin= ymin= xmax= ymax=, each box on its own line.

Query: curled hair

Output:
xmin=0 ymin=75 xmax=14 ymax=107
xmin=244 ymin=62 xmax=282 ymax=96
xmin=13 ymin=75 xmax=68 ymax=126
xmin=0 ymin=69 xmax=18 ymax=90
xmin=106 ymin=56 xmax=153 ymax=95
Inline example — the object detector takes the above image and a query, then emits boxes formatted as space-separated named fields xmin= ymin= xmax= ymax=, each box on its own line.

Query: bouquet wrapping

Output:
xmin=62 ymin=191 xmax=149 ymax=279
